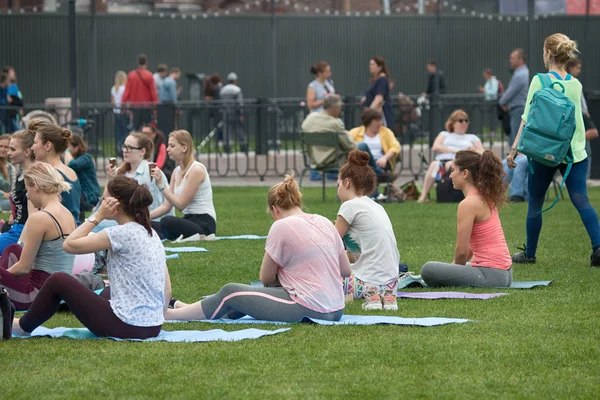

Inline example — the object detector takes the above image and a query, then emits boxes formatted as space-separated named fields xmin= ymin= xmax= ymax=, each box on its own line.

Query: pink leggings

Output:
xmin=19 ymin=272 xmax=161 ymax=339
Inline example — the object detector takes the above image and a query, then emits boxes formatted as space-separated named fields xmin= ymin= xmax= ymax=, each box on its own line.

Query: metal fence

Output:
xmin=0 ymin=93 xmax=516 ymax=180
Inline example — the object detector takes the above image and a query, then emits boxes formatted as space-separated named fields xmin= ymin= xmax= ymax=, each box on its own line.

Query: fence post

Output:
xmin=68 ymin=0 xmax=78 ymax=119
xmin=256 ymin=98 xmax=268 ymax=155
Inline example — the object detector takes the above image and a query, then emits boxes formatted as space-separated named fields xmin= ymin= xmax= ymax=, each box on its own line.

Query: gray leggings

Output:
xmin=421 ymin=262 xmax=512 ymax=288
xmin=201 ymin=283 xmax=344 ymax=322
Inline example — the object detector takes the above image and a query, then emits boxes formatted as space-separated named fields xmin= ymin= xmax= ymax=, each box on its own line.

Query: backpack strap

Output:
xmin=537 ymin=73 xmax=553 ymax=88
xmin=539 ymin=148 xmax=574 ymax=214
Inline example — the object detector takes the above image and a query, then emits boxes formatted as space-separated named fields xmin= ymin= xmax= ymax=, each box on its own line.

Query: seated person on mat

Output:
xmin=150 ymin=130 xmax=217 ymax=241
xmin=420 ymin=150 xmax=513 ymax=288
xmin=349 ymin=108 xmax=401 ymax=186
xmin=13 ymin=175 xmax=172 ymax=339
xmin=64 ymin=134 xmax=102 ymax=218
xmin=418 ymin=110 xmax=483 ymax=203
xmin=0 ymin=129 xmax=35 ymax=253
xmin=97 ymin=132 xmax=173 ymax=237
xmin=0 ymin=162 xmax=76 ymax=311
xmin=166 ymin=175 xmax=351 ymax=323
xmin=335 ymin=150 xmax=400 ymax=311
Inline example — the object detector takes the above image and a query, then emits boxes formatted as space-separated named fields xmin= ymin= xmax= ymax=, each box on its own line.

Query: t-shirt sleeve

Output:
xmin=265 ymin=220 xmax=287 ymax=266
xmin=373 ymin=77 xmax=389 ymax=97
xmin=521 ymin=76 xmax=542 ymax=122
xmin=105 ymin=225 xmax=126 ymax=253
xmin=338 ymin=200 xmax=358 ymax=225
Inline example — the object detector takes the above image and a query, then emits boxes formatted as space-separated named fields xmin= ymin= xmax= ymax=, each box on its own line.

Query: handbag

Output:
xmin=1 ymin=288 xmax=16 ymax=340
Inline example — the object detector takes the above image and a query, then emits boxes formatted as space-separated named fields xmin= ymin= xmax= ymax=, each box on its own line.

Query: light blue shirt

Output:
xmin=161 ymin=77 xmax=178 ymax=103
xmin=499 ymin=65 xmax=530 ymax=110
xmin=484 ymin=76 xmax=499 ymax=101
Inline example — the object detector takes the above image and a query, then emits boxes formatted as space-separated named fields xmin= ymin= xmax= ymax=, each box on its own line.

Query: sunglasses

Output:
xmin=122 ymin=145 xmax=143 ymax=152
xmin=456 ymin=119 xmax=469 ymax=123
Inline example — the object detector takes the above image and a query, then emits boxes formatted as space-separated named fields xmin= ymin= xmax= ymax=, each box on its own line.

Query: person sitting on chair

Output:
xmin=301 ymin=94 xmax=355 ymax=180
xmin=348 ymin=108 xmax=400 ymax=195
xmin=418 ymin=109 xmax=483 ymax=203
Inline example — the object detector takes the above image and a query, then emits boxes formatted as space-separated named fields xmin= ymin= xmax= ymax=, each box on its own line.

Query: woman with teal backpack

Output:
xmin=507 ymin=33 xmax=600 ymax=267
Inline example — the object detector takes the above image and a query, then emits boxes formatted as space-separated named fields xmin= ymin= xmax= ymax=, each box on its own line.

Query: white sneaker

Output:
xmin=382 ymin=289 xmax=398 ymax=311
xmin=361 ymin=287 xmax=383 ymax=311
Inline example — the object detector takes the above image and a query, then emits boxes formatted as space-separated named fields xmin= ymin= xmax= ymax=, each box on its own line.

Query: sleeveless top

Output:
xmin=56 ymin=169 xmax=82 ymax=223
xmin=33 ymin=210 xmax=76 ymax=275
xmin=468 ymin=197 xmax=512 ymax=270
xmin=308 ymin=79 xmax=335 ymax=113
xmin=173 ymin=162 xmax=216 ymax=220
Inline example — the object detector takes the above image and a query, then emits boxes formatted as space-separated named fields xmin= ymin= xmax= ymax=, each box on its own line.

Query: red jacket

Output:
xmin=122 ymin=68 xmax=158 ymax=104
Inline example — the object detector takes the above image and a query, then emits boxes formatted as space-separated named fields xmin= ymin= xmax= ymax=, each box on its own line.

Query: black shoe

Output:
xmin=509 ymin=195 xmax=526 ymax=203
xmin=591 ymin=247 xmax=600 ymax=267
xmin=512 ymin=245 xmax=536 ymax=264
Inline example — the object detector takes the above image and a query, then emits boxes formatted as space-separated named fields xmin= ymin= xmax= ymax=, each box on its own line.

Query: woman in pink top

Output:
xmin=421 ymin=150 xmax=513 ymax=287
xmin=166 ymin=175 xmax=352 ymax=322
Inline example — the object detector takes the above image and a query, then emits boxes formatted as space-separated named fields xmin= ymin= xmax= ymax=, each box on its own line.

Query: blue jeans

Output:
xmin=508 ymin=106 xmax=524 ymax=148
xmin=503 ymin=154 xmax=529 ymax=200
xmin=0 ymin=223 xmax=24 ymax=254
xmin=524 ymin=158 xmax=600 ymax=257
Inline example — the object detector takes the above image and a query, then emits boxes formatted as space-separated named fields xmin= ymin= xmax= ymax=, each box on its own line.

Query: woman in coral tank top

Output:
xmin=421 ymin=149 xmax=513 ymax=288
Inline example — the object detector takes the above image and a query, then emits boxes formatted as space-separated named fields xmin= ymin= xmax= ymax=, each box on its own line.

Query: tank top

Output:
xmin=469 ymin=203 xmax=512 ymax=270
xmin=56 ymin=169 xmax=81 ymax=223
xmin=33 ymin=210 xmax=76 ymax=275
xmin=173 ymin=162 xmax=216 ymax=220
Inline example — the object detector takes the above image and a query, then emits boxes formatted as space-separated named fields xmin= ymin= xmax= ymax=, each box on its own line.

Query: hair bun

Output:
xmin=61 ymin=128 xmax=73 ymax=141
xmin=310 ymin=65 xmax=317 ymax=75
xmin=347 ymin=149 xmax=370 ymax=167
xmin=28 ymin=119 xmax=47 ymax=132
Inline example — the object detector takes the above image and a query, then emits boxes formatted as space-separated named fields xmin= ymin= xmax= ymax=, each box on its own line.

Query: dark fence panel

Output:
xmin=1 ymin=14 xmax=600 ymax=104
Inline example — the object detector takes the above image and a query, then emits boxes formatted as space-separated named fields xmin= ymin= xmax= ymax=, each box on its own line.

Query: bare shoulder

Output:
xmin=56 ymin=164 xmax=78 ymax=182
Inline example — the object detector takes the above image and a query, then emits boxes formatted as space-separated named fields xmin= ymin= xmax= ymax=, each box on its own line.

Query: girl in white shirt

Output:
xmin=111 ymin=70 xmax=129 ymax=157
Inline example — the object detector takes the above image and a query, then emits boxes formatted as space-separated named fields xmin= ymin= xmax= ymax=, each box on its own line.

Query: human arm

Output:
xmin=163 ymin=267 xmax=172 ymax=314
xmin=67 ymin=154 xmax=90 ymax=173
xmin=306 ymin=86 xmax=323 ymax=111
xmin=152 ymin=165 xmax=204 ymax=211
xmin=7 ymin=213 xmax=46 ymax=276
xmin=453 ymin=201 xmax=476 ymax=265
xmin=335 ymin=215 xmax=350 ymax=238
xmin=378 ymin=129 xmax=401 ymax=167
xmin=506 ymin=78 xmax=540 ymax=167
xmin=155 ymin=143 xmax=167 ymax=169
xmin=63 ymin=197 xmax=119 ymax=254
xmin=339 ymin=251 xmax=352 ymax=278
xmin=259 ymin=252 xmax=279 ymax=285
xmin=430 ymin=132 xmax=456 ymax=154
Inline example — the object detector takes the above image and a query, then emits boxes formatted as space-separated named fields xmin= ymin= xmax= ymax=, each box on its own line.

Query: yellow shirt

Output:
xmin=348 ymin=126 xmax=401 ymax=168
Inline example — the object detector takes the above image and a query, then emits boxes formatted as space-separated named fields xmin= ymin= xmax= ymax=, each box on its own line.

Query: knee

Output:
xmin=420 ymin=262 xmax=436 ymax=281
xmin=45 ymin=272 xmax=72 ymax=289
xmin=570 ymin=192 xmax=592 ymax=210
xmin=356 ymin=142 xmax=369 ymax=152
xmin=217 ymin=283 xmax=244 ymax=298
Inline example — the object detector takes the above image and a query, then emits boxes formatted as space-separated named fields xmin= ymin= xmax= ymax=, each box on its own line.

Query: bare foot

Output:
xmin=12 ymin=318 xmax=30 ymax=337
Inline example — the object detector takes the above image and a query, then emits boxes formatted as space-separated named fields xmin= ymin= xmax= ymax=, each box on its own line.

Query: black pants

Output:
xmin=160 ymin=214 xmax=216 ymax=240
xmin=132 ymin=108 xmax=153 ymax=131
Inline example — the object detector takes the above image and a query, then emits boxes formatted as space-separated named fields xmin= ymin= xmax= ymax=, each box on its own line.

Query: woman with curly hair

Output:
xmin=420 ymin=149 xmax=512 ymax=288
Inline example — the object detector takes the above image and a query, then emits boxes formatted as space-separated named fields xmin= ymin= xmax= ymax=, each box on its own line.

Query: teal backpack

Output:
xmin=517 ymin=72 xmax=576 ymax=212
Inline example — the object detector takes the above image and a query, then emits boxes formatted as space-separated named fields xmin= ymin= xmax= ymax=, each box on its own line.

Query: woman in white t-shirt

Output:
xmin=111 ymin=70 xmax=130 ymax=157
xmin=335 ymin=150 xmax=400 ymax=311
xmin=13 ymin=175 xmax=172 ymax=339
xmin=418 ymin=109 xmax=483 ymax=203
xmin=166 ymin=175 xmax=351 ymax=323
xmin=150 ymin=130 xmax=217 ymax=240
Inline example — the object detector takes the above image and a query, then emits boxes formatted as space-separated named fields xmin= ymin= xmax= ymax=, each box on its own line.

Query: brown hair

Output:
xmin=267 ymin=174 xmax=302 ymax=212
xmin=544 ymin=33 xmax=579 ymax=66
xmin=565 ymin=58 xmax=582 ymax=74
xmin=170 ymin=67 xmax=181 ymax=75
xmin=117 ymin=132 xmax=154 ymax=174
xmin=512 ymin=48 xmax=527 ymax=63
xmin=24 ymin=162 xmax=71 ymax=196
xmin=371 ymin=57 xmax=390 ymax=80
xmin=361 ymin=108 xmax=383 ymax=127
xmin=156 ymin=64 xmax=168 ymax=73
xmin=107 ymin=175 xmax=154 ymax=236
xmin=454 ymin=150 xmax=506 ymax=209
xmin=138 ymin=54 xmax=148 ymax=66
xmin=310 ymin=61 xmax=329 ymax=75
xmin=169 ymin=130 xmax=194 ymax=174
xmin=445 ymin=109 xmax=469 ymax=133
xmin=70 ymin=134 xmax=88 ymax=157
xmin=0 ymin=134 xmax=11 ymax=180
xmin=28 ymin=119 xmax=72 ymax=154
xmin=339 ymin=150 xmax=377 ymax=196
xmin=11 ymin=129 xmax=36 ymax=161
xmin=484 ymin=68 xmax=493 ymax=76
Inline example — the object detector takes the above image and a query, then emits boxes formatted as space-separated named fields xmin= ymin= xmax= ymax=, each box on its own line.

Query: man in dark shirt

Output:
xmin=424 ymin=60 xmax=447 ymax=97
xmin=122 ymin=54 xmax=158 ymax=130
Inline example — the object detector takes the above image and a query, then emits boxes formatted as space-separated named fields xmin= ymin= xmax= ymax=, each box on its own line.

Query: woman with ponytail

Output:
xmin=420 ymin=150 xmax=513 ymax=288
xmin=507 ymin=33 xmax=600 ymax=266
xmin=13 ymin=175 xmax=172 ymax=339
xmin=335 ymin=150 xmax=400 ymax=311
xmin=29 ymin=119 xmax=82 ymax=223
xmin=166 ymin=174 xmax=350 ymax=323
xmin=150 ymin=130 xmax=217 ymax=240
xmin=0 ymin=162 xmax=76 ymax=310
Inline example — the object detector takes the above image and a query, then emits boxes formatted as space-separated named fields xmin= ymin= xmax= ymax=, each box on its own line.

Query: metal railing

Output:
xmin=0 ymin=94 xmax=511 ymax=180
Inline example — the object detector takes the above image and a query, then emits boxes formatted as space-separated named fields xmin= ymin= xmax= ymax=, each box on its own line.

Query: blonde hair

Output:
xmin=24 ymin=162 xmax=71 ymax=196
xmin=28 ymin=119 xmax=72 ymax=154
xmin=544 ymin=33 xmax=579 ymax=66
xmin=11 ymin=129 xmax=36 ymax=161
xmin=169 ymin=130 xmax=194 ymax=174
xmin=117 ymin=132 xmax=154 ymax=174
xmin=445 ymin=109 xmax=469 ymax=133
xmin=113 ymin=70 xmax=127 ymax=91
xmin=267 ymin=174 xmax=302 ymax=212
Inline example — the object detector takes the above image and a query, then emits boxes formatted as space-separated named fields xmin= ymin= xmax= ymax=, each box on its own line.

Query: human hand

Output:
xmin=376 ymin=158 xmax=388 ymax=168
xmin=151 ymin=167 xmax=163 ymax=187
xmin=506 ymin=148 xmax=518 ymax=169
xmin=106 ymin=164 xmax=117 ymax=181
xmin=478 ymin=86 xmax=484 ymax=93
xmin=95 ymin=197 xmax=120 ymax=221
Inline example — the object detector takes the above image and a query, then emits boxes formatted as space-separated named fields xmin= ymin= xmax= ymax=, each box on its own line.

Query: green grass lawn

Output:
xmin=4 ymin=187 xmax=600 ymax=399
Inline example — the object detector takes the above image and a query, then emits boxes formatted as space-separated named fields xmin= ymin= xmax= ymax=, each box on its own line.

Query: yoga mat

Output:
xmin=216 ymin=235 xmax=267 ymax=240
xmin=165 ymin=254 xmax=180 ymax=260
xmin=509 ymin=280 xmax=554 ymax=289
xmin=166 ymin=315 xmax=471 ymax=327
xmin=15 ymin=326 xmax=290 ymax=342
xmin=397 ymin=291 xmax=508 ymax=300
xmin=163 ymin=247 xmax=209 ymax=253
xmin=398 ymin=275 xmax=554 ymax=290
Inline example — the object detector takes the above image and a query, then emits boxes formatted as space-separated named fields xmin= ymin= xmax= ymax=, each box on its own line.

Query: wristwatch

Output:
xmin=87 ymin=215 xmax=100 ymax=226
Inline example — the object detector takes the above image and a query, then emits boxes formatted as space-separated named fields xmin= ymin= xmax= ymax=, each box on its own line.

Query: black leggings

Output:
xmin=160 ymin=214 xmax=216 ymax=240
xmin=19 ymin=273 xmax=161 ymax=339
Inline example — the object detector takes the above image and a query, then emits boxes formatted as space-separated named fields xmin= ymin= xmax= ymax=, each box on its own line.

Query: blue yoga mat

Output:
xmin=15 ymin=326 xmax=290 ymax=342
xmin=216 ymin=235 xmax=267 ymax=240
xmin=167 ymin=315 xmax=471 ymax=327
xmin=165 ymin=254 xmax=179 ymax=260
xmin=163 ymin=247 xmax=209 ymax=253
xmin=508 ymin=280 xmax=553 ymax=289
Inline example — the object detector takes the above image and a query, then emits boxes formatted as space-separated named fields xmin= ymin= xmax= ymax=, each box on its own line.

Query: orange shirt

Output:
xmin=469 ymin=207 xmax=512 ymax=270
